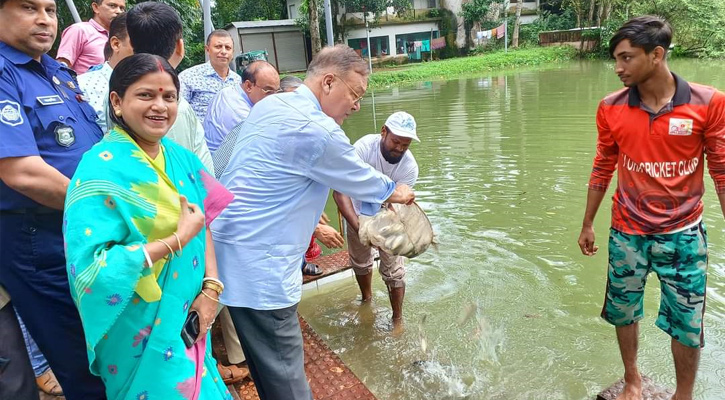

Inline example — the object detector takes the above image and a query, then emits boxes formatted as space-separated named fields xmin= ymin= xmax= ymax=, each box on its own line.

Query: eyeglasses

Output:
xmin=254 ymin=83 xmax=282 ymax=95
xmin=333 ymin=74 xmax=364 ymax=105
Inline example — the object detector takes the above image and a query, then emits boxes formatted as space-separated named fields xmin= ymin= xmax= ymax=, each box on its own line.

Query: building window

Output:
xmin=347 ymin=36 xmax=390 ymax=58
xmin=427 ymin=0 xmax=436 ymax=8
xmin=289 ymin=4 xmax=296 ymax=19
xmin=395 ymin=31 xmax=439 ymax=61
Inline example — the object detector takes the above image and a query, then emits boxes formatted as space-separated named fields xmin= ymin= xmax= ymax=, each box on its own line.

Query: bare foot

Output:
xmin=392 ymin=317 xmax=404 ymax=337
xmin=616 ymin=376 xmax=643 ymax=400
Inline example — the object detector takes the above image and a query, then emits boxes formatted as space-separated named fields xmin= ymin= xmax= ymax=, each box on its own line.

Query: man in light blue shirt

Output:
xmin=179 ymin=29 xmax=241 ymax=120
xmin=203 ymin=60 xmax=279 ymax=152
xmin=212 ymin=45 xmax=415 ymax=400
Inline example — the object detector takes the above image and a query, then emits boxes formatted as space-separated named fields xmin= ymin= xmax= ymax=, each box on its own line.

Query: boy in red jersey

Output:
xmin=578 ymin=16 xmax=725 ymax=400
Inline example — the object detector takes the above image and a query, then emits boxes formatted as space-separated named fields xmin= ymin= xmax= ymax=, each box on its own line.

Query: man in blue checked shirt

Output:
xmin=0 ymin=0 xmax=106 ymax=398
xmin=212 ymin=45 xmax=415 ymax=400
xmin=179 ymin=29 xmax=241 ymax=121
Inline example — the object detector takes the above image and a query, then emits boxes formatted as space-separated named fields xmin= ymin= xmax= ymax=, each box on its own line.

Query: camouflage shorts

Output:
xmin=602 ymin=222 xmax=708 ymax=348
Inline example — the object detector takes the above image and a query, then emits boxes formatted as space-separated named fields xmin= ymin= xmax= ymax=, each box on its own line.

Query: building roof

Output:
xmin=226 ymin=19 xmax=298 ymax=30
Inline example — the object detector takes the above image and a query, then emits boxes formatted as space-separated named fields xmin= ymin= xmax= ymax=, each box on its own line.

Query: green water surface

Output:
xmin=302 ymin=59 xmax=725 ymax=400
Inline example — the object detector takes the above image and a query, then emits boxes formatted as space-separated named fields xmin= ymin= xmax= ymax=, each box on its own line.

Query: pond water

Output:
xmin=301 ymin=59 xmax=725 ymax=400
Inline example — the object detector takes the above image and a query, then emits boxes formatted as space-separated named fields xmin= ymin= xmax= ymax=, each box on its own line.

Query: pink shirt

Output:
xmin=57 ymin=19 xmax=108 ymax=74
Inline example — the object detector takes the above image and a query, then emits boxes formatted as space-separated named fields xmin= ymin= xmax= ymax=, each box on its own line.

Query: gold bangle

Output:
xmin=202 ymin=282 xmax=223 ymax=295
xmin=200 ymin=289 xmax=219 ymax=303
xmin=172 ymin=232 xmax=183 ymax=257
xmin=155 ymin=239 xmax=174 ymax=259
xmin=202 ymin=277 xmax=224 ymax=291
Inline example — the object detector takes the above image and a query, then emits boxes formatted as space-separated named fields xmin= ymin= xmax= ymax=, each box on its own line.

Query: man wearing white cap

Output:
xmin=334 ymin=111 xmax=419 ymax=328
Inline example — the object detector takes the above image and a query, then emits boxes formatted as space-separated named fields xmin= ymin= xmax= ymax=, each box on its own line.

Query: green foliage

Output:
xmin=460 ymin=0 xmax=492 ymax=26
xmin=629 ymin=0 xmax=725 ymax=58
xmin=368 ymin=46 xmax=577 ymax=87
xmin=388 ymin=0 xmax=413 ymax=16
xmin=212 ymin=0 xmax=286 ymax=28
xmin=435 ymin=7 xmax=459 ymax=59
xmin=344 ymin=0 xmax=388 ymax=15
xmin=54 ymin=0 xmax=203 ymax=67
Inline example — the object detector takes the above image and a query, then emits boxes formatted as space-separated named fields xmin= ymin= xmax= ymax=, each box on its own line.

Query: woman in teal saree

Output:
xmin=64 ymin=54 xmax=231 ymax=400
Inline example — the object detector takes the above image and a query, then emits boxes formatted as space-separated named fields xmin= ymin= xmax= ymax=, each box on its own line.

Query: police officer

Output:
xmin=0 ymin=0 xmax=106 ymax=398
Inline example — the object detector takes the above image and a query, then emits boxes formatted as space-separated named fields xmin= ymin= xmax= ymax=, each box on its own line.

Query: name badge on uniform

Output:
xmin=37 ymin=95 xmax=64 ymax=106
xmin=0 ymin=100 xmax=23 ymax=126
xmin=669 ymin=118 xmax=694 ymax=136
xmin=55 ymin=124 xmax=75 ymax=147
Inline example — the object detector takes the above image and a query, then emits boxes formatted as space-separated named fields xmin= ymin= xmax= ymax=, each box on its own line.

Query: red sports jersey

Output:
xmin=589 ymin=74 xmax=725 ymax=234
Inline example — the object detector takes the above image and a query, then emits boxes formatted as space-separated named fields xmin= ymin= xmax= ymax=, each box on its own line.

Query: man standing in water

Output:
xmin=578 ymin=16 xmax=725 ymax=400
xmin=334 ymin=111 xmax=419 ymax=329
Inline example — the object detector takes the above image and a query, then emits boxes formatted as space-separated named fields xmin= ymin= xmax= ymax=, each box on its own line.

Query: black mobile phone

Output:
xmin=181 ymin=310 xmax=200 ymax=349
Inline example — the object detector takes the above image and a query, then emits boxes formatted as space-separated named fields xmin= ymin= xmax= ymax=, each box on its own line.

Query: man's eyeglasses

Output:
xmin=254 ymin=84 xmax=282 ymax=95
xmin=333 ymin=74 xmax=364 ymax=105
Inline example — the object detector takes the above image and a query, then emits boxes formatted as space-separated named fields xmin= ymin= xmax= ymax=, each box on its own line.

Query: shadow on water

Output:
xmin=299 ymin=59 xmax=725 ymax=400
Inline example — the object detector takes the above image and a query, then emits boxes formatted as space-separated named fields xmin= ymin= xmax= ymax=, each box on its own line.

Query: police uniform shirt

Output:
xmin=0 ymin=41 xmax=103 ymax=211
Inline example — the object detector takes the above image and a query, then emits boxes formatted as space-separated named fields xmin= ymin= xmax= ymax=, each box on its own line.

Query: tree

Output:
xmin=212 ymin=0 xmax=286 ymax=28
xmin=460 ymin=0 xmax=493 ymax=48
xmin=460 ymin=0 xmax=491 ymax=27
xmin=629 ymin=0 xmax=725 ymax=57
xmin=310 ymin=0 xmax=322 ymax=54
xmin=512 ymin=0 xmax=522 ymax=48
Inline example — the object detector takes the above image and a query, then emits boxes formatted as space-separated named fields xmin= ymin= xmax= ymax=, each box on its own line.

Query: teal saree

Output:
xmin=64 ymin=128 xmax=231 ymax=400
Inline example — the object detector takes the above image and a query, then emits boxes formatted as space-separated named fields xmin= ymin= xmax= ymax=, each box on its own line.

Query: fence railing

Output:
xmin=539 ymin=28 xmax=599 ymax=45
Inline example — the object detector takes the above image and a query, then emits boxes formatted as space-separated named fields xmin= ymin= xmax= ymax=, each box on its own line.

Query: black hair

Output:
xmin=104 ymin=11 xmax=127 ymax=60
xmin=127 ymin=1 xmax=183 ymax=60
xmin=109 ymin=11 xmax=127 ymax=40
xmin=609 ymin=15 xmax=672 ymax=58
xmin=104 ymin=42 xmax=112 ymax=60
xmin=206 ymin=29 xmax=232 ymax=45
xmin=108 ymin=53 xmax=179 ymax=132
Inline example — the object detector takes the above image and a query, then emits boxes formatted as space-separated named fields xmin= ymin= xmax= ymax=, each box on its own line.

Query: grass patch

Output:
xmin=367 ymin=46 xmax=577 ymax=88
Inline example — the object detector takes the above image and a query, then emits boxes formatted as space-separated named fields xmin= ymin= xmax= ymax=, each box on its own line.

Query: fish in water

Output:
xmin=458 ymin=302 xmax=478 ymax=326
xmin=418 ymin=314 xmax=428 ymax=353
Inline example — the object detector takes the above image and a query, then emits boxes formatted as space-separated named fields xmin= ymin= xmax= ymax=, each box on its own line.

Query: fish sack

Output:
xmin=358 ymin=202 xmax=435 ymax=258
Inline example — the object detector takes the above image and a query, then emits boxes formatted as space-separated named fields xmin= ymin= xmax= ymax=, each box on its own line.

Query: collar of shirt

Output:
xmin=100 ymin=61 xmax=113 ymax=74
xmin=239 ymin=88 xmax=254 ymax=108
xmin=0 ymin=41 xmax=63 ymax=75
xmin=296 ymin=84 xmax=322 ymax=112
xmin=202 ymin=61 xmax=234 ymax=82
xmin=87 ymin=18 xmax=108 ymax=35
xmin=628 ymin=72 xmax=691 ymax=108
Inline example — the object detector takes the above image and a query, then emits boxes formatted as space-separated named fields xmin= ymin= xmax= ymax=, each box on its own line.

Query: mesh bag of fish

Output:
xmin=358 ymin=202 xmax=435 ymax=258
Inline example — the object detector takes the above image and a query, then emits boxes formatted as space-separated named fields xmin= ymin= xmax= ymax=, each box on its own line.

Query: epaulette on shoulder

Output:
xmin=63 ymin=64 xmax=78 ymax=80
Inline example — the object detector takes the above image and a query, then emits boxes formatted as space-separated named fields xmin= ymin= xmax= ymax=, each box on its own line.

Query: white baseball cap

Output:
xmin=384 ymin=111 xmax=419 ymax=142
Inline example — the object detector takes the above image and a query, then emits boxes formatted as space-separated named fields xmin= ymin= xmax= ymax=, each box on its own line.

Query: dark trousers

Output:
xmin=0 ymin=212 xmax=106 ymax=400
xmin=0 ymin=301 xmax=39 ymax=400
xmin=227 ymin=304 xmax=313 ymax=400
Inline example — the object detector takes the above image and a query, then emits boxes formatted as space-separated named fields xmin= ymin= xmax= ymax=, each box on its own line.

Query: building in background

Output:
xmin=225 ymin=20 xmax=309 ymax=73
